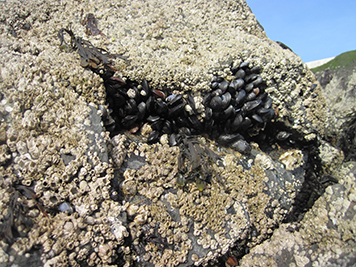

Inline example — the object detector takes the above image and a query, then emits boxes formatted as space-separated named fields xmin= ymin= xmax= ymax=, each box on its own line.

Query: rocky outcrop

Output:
xmin=239 ymin=161 xmax=356 ymax=267
xmin=0 ymin=0 xmax=348 ymax=267
xmin=312 ymin=52 xmax=356 ymax=137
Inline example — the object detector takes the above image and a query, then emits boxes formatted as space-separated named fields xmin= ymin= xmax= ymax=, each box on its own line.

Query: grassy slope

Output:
xmin=311 ymin=50 xmax=356 ymax=72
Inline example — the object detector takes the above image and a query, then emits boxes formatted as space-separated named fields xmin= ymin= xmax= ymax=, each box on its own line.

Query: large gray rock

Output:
xmin=0 ymin=0 xmax=329 ymax=266
xmin=239 ymin=161 xmax=356 ymax=267
xmin=108 ymin=134 xmax=304 ymax=266
xmin=314 ymin=63 xmax=356 ymax=134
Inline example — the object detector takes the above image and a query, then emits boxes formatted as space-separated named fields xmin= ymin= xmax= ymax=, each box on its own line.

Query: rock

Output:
xmin=239 ymin=161 xmax=356 ymax=267
xmin=0 ymin=0 xmax=329 ymax=266
xmin=318 ymin=140 xmax=344 ymax=173
xmin=312 ymin=51 xmax=356 ymax=138
xmin=112 ymin=136 xmax=304 ymax=266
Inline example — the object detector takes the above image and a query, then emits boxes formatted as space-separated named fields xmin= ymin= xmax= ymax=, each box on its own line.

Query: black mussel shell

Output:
xmin=151 ymin=119 xmax=163 ymax=131
xmin=256 ymin=92 xmax=267 ymax=101
xmin=176 ymin=116 xmax=190 ymax=128
xmin=142 ymin=79 xmax=150 ymax=93
xmin=188 ymin=115 xmax=204 ymax=132
xmin=246 ymin=91 xmax=257 ymax=102
xmin=217 ymin=133 xmax=244 ymax=146
xmin=231 ymin=113 xmax=243 ymax=131
xmin=147 ymin=115 xmax=161 ymax=123
xmin=147 ymin=130 xmax=160 ymax=144
xmin=125 ymin=99 xmax=138 ymax=114
xmin=167 ymin=94 xmax=183 ymax=107
xmin=240 ymin=62 xmax=249 ymax=69
xmin=168 ymin=103 xmax=184 ymax=117
xmin=245 ymin=74 xmax=258 ymax=83
xmin=169 ymin=133 xmax=179 ymax=146
xmin=264 ymin=97 xmax=273 ymax=109
xmin=155 ymin=100 xmax=168 ymax=115
xmin=205 ymin=107 xmax=213 ymax=121
xmin=252 ymin=76 xmax=263 ymax=87
xmin=166 ymin=94 xmax=177 ymax=102
xmin=250 ymin=65 xmax=261 ymax=74
xmin=245 ymin=82 xmax=254 ymax=93
xmin=230 ymin=65 xmax=239 ymax=75
xmin=235 ymin=90 xmax=247 ymax=106
xmin=113 ymin=93 xmax=126 ymax=107
xmin=152 ymin=89 xmax=166 ymax=99
xmin=203 ymin=93 xmax=213 ymax=106
xmin=252 ymin=114 xmax=264 ymax=124
xmin=243 ymin=99 xmax=262 ymax=113
xmin=210 ymin=95 xmax=223 ymax=111
xmin=162 ymin=120 xmax=173 ymax=134
xmin=146 ymin=96 xmax=154 ymax=112
xmin=276 ymin=131 xmax=291 ymax=141
xmin=221 ymin=92 xmax=231 ymax=110
xmin=122 ymin=114 xmax=138 ymax=127
xmin=234 ymin=69 xmax=246 ymax=79
xmin=137 ymin=102 xmax=146 ymax=121
xmin=257 ymin=107 xmax=270 ymax=115
xmin=223 ymin=105 xmax=235 ymax=119
xmin=240 ymin=117 xmax=252 ymax=130
xmin=216 ymin=76 xmax=224 ymax=83
xmin=211 ymin=81 xmax=219 ymax=90
xmin=230 ymin=79 xmax=244 ymax=92
xmin=261 ymin=108 xmax=276 ymax=121
xmin=178 ymin=127 xmax=192 ymax=136
xmin=231 ymin=139 xmax=251 ymax=154
xmin=219 ymin=80 xmax=229 ymax=93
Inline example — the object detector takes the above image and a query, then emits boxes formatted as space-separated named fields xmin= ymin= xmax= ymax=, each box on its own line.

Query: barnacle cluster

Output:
xmin=0 ymin=32 xmax=306 ymax=267
xmin=108 ymin=134 xmax=304 ymax=266
xmin=0 ymin=44 xmax=131 ymax=266
xmin=0 ymin=0 xmax=319 ymax=265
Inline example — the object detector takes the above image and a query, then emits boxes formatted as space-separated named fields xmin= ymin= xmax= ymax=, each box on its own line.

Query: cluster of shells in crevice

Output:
xmin=102 ymin=61 xmax=277 ymax=154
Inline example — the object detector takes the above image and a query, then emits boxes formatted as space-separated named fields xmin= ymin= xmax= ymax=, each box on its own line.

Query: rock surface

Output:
xmin=239 ymin=161 xmax=356 ymax=267
xmin=312 ymin=54 xmax=356 ymax=137
xmin=0 ymin=0 xmax=346 ymax=267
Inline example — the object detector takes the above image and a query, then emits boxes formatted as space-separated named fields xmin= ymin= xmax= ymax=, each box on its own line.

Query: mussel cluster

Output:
xmin=102 ymin=62 xmax=276 ymax=154
xmin=57 ymin=29 xmax=275 ymax=153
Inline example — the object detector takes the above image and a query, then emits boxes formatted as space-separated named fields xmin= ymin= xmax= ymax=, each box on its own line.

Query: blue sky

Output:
xmin=245 ymin=0 xmax=356 ymax=62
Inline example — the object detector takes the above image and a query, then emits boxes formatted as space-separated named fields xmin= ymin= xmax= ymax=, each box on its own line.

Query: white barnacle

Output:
xmin=279 ymin=149 xmax=304 ymax=171
xmin=185 ymin=104 xmax=193 ymax=115
xmin=16 ymin=140 xmax=28 ymax=155
xmin=255 ymin=153 xmax=274 ymax=170
xmin=127 ymin=88 xmax=136 ymax=98
xmin=111 ymin=222 xmax=128 ymax=244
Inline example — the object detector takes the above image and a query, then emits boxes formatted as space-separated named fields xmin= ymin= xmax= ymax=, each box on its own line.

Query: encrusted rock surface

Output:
xmin=239 ymin=161 xmax=356 ymax=267
xmin=0 ymin=0 xmax=326 ymax=139
xmin=109 ymin=135 xmax=304 ymax=266
xmin=0 ymin=0 xmax=338 ymax=266
xmin=314 ymin=65 xmax=356 ymax=134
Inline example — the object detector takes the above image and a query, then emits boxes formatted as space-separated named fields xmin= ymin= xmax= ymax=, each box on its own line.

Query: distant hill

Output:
xmin=310 ymin=50 xmax=356 ymax=72
xmin=310 ymin=50 xmax=356 ymax=156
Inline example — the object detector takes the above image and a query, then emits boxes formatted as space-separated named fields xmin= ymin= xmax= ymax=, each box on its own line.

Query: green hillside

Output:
xmin=311 ymin=50 xmax=356 ymax=72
